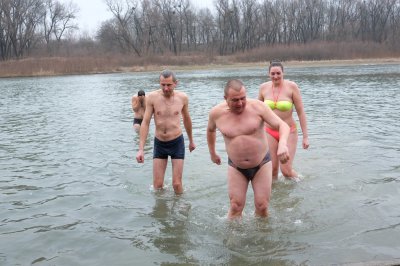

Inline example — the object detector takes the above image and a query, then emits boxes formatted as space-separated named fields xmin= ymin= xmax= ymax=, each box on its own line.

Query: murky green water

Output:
xmin=1 ymin=63 xmax=400 ymax=265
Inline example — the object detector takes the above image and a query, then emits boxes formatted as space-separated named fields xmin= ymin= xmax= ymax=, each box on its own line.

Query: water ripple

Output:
xmin=1 ymin=65 xmax=400 ymax=265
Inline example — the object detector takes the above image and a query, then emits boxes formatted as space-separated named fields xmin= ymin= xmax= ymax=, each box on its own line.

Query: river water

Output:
xmin=1 ymin=63 xmax=399 ymax=265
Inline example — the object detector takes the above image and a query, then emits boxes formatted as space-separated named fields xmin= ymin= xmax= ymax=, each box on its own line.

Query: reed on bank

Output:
xmin=1 ymin=41 xmax=400 ymax=78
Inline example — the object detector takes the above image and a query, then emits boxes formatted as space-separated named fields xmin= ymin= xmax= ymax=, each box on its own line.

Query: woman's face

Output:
xmin=269 ymin=66 xmax=283 ymax=84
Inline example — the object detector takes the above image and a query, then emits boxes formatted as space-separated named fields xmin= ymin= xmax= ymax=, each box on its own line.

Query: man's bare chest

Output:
xmin=217 ymin=114 xmax=262 ymax=138
xmin=154 ymin=102 xmax=183 ymax=117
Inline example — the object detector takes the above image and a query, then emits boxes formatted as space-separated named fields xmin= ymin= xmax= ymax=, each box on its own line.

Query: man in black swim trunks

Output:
xmin=136 ymin=70 xmax=196 ymax=194
xmin=132 ymin=90 xmax=146 ymax=131
xmin=207 ymin=79 xmax=290 ymax=219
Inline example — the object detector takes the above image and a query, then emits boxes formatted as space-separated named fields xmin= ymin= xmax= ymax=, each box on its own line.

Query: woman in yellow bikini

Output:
xmin=258 ymin=60 xmax=309 ymax=180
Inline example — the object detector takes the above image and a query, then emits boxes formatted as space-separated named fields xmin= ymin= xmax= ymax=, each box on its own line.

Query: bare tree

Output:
xmin=366 ymin=0 xmax=397 ymax=42
xmin=295 ymin=0 xmax=326 ymax=43
xmin=139 ymin=0 xmax=162 ymax=54
xmin=52 ymin=1 xmax=78 ymax=42
xmin=215 ymin=0 xmax=234 ymax=55
xmin=180 ymin=0 xmax=196 ymax=51
xmin=105 ymin=0 xmax=142 ymax=56
xmin=259 ymin=0 xmax=280 ymax=45
xmin=90 ymin=0 xmax=400 ymax=57
xmin=326 ymin=0 xmax=358 ymax=41
xmin=97 ymin=19 xmax=122 ymax=52
xmin=43 ymin=0 xmax=61 ymax=45
xmin=239 ymin=0 xmax=258 ymax=51
xmin=0 ymin=3 xmax=12 ymax=60
xmin=197 ymin=8 xmax=217 ymax=51
xmin=387 ymin=0 xmax=400 ymax=44
xmin=43 ymin=0 xmax=78 ymax=54
xmin=154 ymin=0 xmax=180 ymax=55
xmin=2 ymin=0 xmax=400 ymax=60
xmin=1 ymin=0 xmax=45 ymax=59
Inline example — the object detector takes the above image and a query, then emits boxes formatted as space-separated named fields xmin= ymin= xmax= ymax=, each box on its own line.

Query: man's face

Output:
xmin=225 ymin=86 xmax=247 ymax=114
xmin=159 ymin=76 xmax=176 ymax=97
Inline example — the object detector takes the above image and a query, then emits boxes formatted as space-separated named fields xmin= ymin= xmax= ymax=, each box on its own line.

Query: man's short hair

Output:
xmin=160 ymin=69 xmax=177 ymax=82
xmin=224 ymin=79 xmax=244 ymax=96
xmin=138 ymin=90 xmax=145 ymax=96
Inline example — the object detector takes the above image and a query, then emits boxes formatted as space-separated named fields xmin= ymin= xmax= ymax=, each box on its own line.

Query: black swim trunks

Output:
xmin=133 ymin=118 xmax=143 ymax=125
xmin=153 ymin=134 xmax=185 ymax=159
xmin=228 ymin=151 xmax=271 ymax=181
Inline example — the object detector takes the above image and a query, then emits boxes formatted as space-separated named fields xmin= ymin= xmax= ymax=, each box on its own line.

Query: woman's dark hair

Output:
xmin=269 ymin=60 xmax=284 ymax=72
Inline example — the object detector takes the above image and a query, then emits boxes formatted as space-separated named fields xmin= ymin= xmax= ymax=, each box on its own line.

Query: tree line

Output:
xmin=1 ymin=0 xmax=400 ymax=61
xmin=0 ymin=0 xmax=79 ymax=60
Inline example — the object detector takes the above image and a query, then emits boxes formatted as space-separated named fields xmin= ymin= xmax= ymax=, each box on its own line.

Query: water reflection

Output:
xmin=150 ymin=192 xmax=198 ymax=264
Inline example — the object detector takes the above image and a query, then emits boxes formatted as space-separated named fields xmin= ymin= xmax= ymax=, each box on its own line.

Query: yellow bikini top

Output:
xmin=265 ymin=100 xmax=293 ymax=111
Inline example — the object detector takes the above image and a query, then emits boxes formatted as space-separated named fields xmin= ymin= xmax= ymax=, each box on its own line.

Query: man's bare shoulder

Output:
xmin=210 ymin=102 xmax=228 ymax=116
xmin=147 ymin=89 xmax=160 ymax=96
xmin=146 ymin=90 xmax=161 ymax=100
xmin=174 ymin=90 xmax=188 ymax=99
xmin=247 ymin=98 xmax=268 ymax=113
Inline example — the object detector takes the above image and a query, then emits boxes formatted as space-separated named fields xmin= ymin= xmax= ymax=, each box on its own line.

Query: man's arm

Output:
xmin=206 ymin=109 xmax=221 ymax=165
xmin=258 ymin=84 xmax=265 ymax=101
xmin=132 ymin=96 xmax=140 ymax=112
xmin=181 ymin=94 xmax=196 ymax=152
xmin=259 ymin=102 xmax=290 ymax=163
xmin=136 ymin=95 xmax=153 ymax=163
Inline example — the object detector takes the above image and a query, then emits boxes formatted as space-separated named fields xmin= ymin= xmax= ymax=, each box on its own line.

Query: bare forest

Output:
xmin=1 ymin=0 xmax=400 ymax=76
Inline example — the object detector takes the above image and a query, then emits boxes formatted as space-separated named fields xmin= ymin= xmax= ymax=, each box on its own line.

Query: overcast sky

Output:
xmin=65 ymin=0 xmax=215 ymax=35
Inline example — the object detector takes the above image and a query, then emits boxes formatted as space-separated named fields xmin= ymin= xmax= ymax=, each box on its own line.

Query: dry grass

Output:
xmin=0 ymin=57 xmax=118 ymax=77
xmin=230 ymin=41 xmax=400 ymax=62
xmin=0 ymin=54 xmax=216 ymax=77
xmin=1 ymin=41 xmax=400 ymax=77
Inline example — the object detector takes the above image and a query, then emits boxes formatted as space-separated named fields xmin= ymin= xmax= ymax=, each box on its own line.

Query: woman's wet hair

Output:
xmin=269 ymin=60 xmax=284 ymax=72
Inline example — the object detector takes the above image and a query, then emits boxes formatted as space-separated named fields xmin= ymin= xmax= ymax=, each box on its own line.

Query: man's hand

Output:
xmin=211 ymin=153 xmax=221 ymax=165
xmin=189 ymin=141 xmax=196 ymax=152
xmin=277 ymin=144 xmax=290 ymax=164
xmin=136 ymin=150 xmax=144 ymax=163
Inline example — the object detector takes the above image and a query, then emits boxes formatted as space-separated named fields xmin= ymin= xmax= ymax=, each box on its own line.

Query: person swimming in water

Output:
xmin=258 ymin=60 xmax=309 ymax=180
xmin=207 ymin=79 xmax=290 ymax=219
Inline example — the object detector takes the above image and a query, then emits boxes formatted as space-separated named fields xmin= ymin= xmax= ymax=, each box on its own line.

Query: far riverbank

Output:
xmin=1 ymin=57 xmax=400 ymax=78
